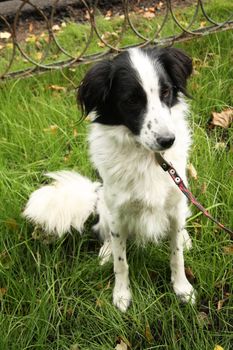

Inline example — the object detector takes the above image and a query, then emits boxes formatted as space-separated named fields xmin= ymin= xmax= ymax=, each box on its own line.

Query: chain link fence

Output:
xmin=0 ymin=0 xmax=232 ymax=79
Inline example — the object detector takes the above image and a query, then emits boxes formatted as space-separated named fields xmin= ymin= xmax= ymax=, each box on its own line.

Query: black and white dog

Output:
xmin=24 ymin=46 xmax=196 ymax=312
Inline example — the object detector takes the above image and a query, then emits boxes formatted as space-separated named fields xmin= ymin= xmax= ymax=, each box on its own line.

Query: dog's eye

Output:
xmin=161 ymin=88 xmax=170 ymax=99
xmin=126 ymin=95 xmax=138 ymax=105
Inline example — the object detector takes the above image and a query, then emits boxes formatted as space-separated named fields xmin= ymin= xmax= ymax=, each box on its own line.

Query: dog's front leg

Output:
xmin=169 ymin=216 xmax=196 ymax=304
xmin=110 ymin=220 xmax=131 ymax=312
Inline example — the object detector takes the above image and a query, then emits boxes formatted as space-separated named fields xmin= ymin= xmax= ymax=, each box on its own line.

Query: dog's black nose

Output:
xmin=157 ymin=135 xmax=175 ymax=149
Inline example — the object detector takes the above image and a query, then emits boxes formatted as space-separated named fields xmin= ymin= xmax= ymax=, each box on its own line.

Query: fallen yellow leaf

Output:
xmin=214 ymin=142 xmax=226 ymax=151
xmin=217 ymin=299 xmax=225 ymax=311
xmin=6 ymin=43 xmax=13 ymax=49
xmin=201 ymin=182 xmax=207 ymax=194
xmin=73 ymin=128 xmax=78 ymax=138
xmin=95 ymin=298 xmax=104 ymax=307
xmin=35 ymin=52 xmax=43 ymax=60
xmin=97 ymin=41 xmax=105 ymax=48
xmin=223 ymin=245 xmax=233 ymax=255
xmin=115 ymin=340 xmax=128 ymax=350
xmin=200 ymin=21 xmax=207 ymax=28
xmin=43 ymin=124 xmax=59 ymax=134
xmin=214 ymin=345 xmax=224 ymax=350
xmin=48 ymin=85 xmax=66 ymax=92
xmin=25 ymin=34 xmax=37 ymax=43
xmin=0 ymin=288 xmax=7 ymax=298
xmin=145 ymin=322 xmax=154 ymax=343
xmin=187 ymin=163 xmax=198 ymax=180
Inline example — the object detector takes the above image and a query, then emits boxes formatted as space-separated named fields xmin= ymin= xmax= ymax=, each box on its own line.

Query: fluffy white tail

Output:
xmin=23 ymin=171 xmax=101 ymax=237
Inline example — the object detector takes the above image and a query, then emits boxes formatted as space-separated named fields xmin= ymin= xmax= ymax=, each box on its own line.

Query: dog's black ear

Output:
xmin=77 ymin=60 xmax=113 ymax=116
xmin=158 ymin=47 xmax=192 ymax=96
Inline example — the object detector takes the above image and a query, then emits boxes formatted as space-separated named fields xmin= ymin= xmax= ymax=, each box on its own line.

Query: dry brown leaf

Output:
xmin=105 ymin=10 xmax=113 ymax=19
xmin=84 ymin=10 xmax=90 ymax=20
xmin=66 ymin=307 xmax=74 ymax=317
xmin=143 ymin=11 xmax=155 ymax=19
xmin=52 ymin=24 xmax=61 ymax=32
xmin=73 ymin=128 xmax=78 ymax=138
xmin=201 ymin=182 xmax=207 ymax=194
xmin=115 ymin=340 xmax=128 ymax=350
xmin=5 ymin=218 xmax=19 ymax=231
xmin=106 ymin=10 xmax=112 ymax=17
xmin=134 ymin=7 xmax=144 ymax=14
xmin=211 ymin=108 xmax=233 ymax=129
xmin=105 ymin=280 xmax=111 ymax=290
xmin=223 ymin=245 xmax=233 ymax=255
xmin=29 ymin=22 xmax=34 ymax=33
xmin=145 ymin=322 xmax=154 ymax=343
xmin=187 ymin=163 xmax=198 ymax=180
xmin=35 ymin=40 xmax=42 ymax=50
xmin=64 ymin=154 xmax=72 ymax=163
xmin=97 ymin=282 xmax=103 ymax=290
xmin=217 ymin=299 xmax=225 ymax=311
xmin=0 ymin=31 xmax=11 ymax=40
xmin=197 ymin=311 xmax=210 ymax=325
xmin=185 ymin=267 xmax=195 ymax=281
xmin=155 ymin=1 xmax=164 ymax=10
xmin=95 ymin=298 xmax=104 ymax=307
xmin=0 ymin=288 xmax=7 ymax=298
xmin=191 ymin=82 xmax=200 ymax=90
xmin=148 ymin=7 xmax=155 ymax=13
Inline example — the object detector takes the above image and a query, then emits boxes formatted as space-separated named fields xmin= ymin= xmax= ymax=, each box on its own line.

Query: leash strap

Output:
xmin=155 ymin=153 xmax=233 ymax=238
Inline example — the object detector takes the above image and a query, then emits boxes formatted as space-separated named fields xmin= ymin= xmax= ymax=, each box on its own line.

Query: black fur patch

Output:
xmin=77 ymin=47 xmax=192 ymax=132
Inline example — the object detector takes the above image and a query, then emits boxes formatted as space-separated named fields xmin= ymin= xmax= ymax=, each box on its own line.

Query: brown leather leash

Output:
xmin=155 ymin=153 xmax=233 ymax=239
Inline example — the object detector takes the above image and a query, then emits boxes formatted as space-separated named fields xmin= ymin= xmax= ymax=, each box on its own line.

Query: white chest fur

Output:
xmin=88 ymin=103 xmax=191 ymax=242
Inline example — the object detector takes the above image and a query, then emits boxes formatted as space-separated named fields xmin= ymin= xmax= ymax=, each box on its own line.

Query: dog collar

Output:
xmin=155 ymin=152 xmax=233 ymax=238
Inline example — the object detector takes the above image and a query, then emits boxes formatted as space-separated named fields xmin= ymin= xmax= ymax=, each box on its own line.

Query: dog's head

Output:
xmin=78 ymin=47 xmax=192 ymax=152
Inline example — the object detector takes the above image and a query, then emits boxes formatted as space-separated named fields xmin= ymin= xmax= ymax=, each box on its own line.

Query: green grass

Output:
xmin=0 ymin=2 xmax=233 ymax=349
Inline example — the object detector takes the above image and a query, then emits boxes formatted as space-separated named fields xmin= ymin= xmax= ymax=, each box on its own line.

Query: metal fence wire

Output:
xmin=0 ymin=0 xmax=232 ymax=79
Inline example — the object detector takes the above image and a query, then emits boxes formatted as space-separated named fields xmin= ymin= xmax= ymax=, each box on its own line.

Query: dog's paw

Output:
xmin=181 ymin=229 xmax=192 ymax=251
xmin=98 ymin=240 xmax=112 ymax=265
xmin=113 ymin=286 xmax=131 ymax=312
xmin=173 ymin=281 xmax=196 ymax=304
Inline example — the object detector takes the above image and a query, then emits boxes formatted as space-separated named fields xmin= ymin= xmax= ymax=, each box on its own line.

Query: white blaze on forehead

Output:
xmin=129 ymin=48 xmax=160 ymax=94
xmin=129 ymin=48 xmax=176 ymax=151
